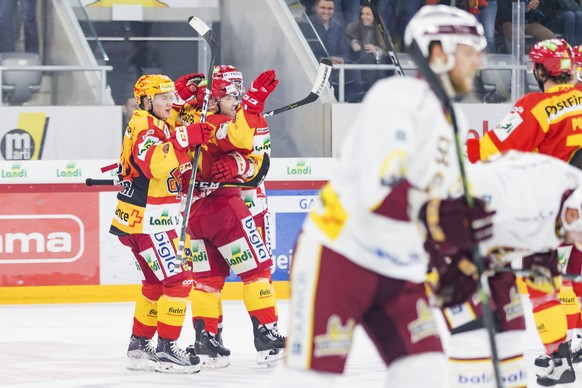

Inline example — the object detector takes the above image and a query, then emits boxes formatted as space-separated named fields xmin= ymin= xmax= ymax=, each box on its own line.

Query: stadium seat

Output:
xmin=1 ymin=52 xmax=42 ymax=105
xmin=479 ymin=54 xmax=512 ymax=102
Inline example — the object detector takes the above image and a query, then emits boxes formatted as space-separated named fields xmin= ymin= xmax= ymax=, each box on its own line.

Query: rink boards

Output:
xmin=0 ymin=158 xmax=330 ymax=304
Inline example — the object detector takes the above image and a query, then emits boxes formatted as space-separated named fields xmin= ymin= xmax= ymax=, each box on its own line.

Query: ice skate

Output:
xmin=536 ymin=342 xmax=576 ymax=386
xmin=126 ymin=334 xmax=158 ymax=371
xmin=155 ymin=337 xmax=201 ymax=374
xmin=252 ymin=317 xmax=286 ymax=367
xmin=571 ymin=333 xmax=582 ymax=363
xmin=188 ymin=320 xmax=230 ymax=369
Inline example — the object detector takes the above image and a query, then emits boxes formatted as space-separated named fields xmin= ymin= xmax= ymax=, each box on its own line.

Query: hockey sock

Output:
xmin=218 ymin=293 xmax=224 ymax=332
xmin=157 ymin=295 xmax=188 ymax=340
xmin=190 ymin=288 xmax=220 ymax=334
xmin=243 ymin=277 xmax=277 ymax=325
xmin=558 ymin=285 xmax=582 ymax=337
xmin=132 ymin=294 xmax=158 ymax=338
xmin=532 ymin=298 xmax=568 ymax=355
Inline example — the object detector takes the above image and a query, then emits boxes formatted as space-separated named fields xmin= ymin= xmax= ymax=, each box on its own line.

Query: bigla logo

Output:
xmin=0 ymin=112 xmax=49 ymax=160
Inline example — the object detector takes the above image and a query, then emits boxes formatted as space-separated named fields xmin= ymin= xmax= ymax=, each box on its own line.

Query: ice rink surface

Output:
xmin=1 ymin=298 xmax=581 ymax=387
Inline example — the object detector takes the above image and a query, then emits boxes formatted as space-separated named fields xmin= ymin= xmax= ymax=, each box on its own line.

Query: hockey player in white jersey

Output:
xmin=274 ymin=5 xmax=494 ymax=388
xmin=426 ymin=150 xmax=582 ymax=387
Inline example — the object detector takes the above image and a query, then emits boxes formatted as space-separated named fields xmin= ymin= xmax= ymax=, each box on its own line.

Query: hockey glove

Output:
xmin=210 ymin=152 xmax=256 ymax=182
xmin=522 ymin=250 xmax=562 ymax=294
xmin=430 ymin=253 xmax=479 ymax=308
xmin=172 ymin=122 xmax=212 ymax=151
xmin=419 ymin=197 xmax=495 ymax=253
xmin=242 ymin=69 xmax=278 ymax=114
xmin=175 ymin=73 xmax=205 ymax=101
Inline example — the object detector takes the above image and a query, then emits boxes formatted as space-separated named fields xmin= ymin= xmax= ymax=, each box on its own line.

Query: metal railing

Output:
xmin=0 ymin=65 xmax=113 ymax=105
xmin=333 ymin=62 xmax=529 ymax=103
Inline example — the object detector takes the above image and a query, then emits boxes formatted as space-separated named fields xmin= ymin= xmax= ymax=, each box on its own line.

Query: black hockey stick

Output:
xmin=174 ymin=16 xmax=219 ymax=263
xmin=262 ymin=58 xmax=332 ymax=118
xmin=85 ymin=153 xmax=270 ymax=189
xmin=375 ymin=14 xmax=404 ymax=77
xmin=408 ymin=39 xmax=503 ymax=388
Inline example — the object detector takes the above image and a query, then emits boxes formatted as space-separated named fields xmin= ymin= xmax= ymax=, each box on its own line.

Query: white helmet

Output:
xmin=404 ymin=5 xmax=486 ymax=74
xmin=561 ymin=187 xmax=582 ymax=233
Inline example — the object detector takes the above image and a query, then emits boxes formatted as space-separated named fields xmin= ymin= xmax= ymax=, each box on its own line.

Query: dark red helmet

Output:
xmin=529 ymin=38 xmax=573 ymax=76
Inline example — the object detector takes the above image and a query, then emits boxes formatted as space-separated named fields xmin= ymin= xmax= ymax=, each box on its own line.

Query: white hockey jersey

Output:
xmin=464 ymin=151 xmax=582 ymax=264
xmin=303 ymin=76 xmax=465 ymax=283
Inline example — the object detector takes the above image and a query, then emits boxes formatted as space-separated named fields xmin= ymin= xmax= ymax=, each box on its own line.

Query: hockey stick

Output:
xmin=85 ymin=153 xmax=270 ymax=189
xmin=262 ymin=58 xmax=332 ymax=118
xmin=174 ymin=16 xmax=219 ymax=263
xmin=408 ymin=40 xmax=503 ymax=388
xmin=375 ymin=13 xmax=404 ymax=77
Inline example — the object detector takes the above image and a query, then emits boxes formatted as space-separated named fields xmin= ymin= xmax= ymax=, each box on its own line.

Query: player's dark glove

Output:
xmin=425 ymin=243 xmax=479 ymax=308
xmin=419 ymin=197 xmax=495 ymax=255
xmin=522 ymin=250 xmax=562 ymax=294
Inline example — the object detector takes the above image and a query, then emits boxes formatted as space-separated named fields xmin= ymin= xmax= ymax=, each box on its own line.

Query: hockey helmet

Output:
xmin=404 ymin=5 xmax=486 ymax=73
xmin=213 ymin=65 xmax=244 ymax=100
xmin=133 ymin=74 xmax=175 ymax=105
xmin=560 ymin=187 xmax=582 ymax=233
xmin=208 ymin=78 xmax=239 ymax=101
xmin=529 ymin=39 xmax=572 ymax=77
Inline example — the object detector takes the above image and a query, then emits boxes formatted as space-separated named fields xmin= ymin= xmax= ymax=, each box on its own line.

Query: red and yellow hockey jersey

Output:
xmin=110 ymin=110 xmax=192 ymax=235
xmin=467 ymin=84 xmax=582 ymax=163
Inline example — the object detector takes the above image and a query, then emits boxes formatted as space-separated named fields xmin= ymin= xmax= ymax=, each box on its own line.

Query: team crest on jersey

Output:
xmin=408 ymin=299 xmax=438 ymax=343
xmin=313 ymin=315 xmax=355 ymax=357
xmin=503 ymin=286 xmax=524 ymax=321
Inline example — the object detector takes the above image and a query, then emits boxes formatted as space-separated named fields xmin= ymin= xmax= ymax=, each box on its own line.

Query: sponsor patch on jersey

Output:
xmin=313 ymin=315 xmax=354 ymax=358
xmin=493 ymin=112 xmax=522 ymax=142
xmin=443 ymin=302 xmax=477 ymax=329
xmin=216 ymin=122 xmax=229 ymax=140
xmin=152 ymin=231 xmax=182 ymax=277
xmin=137 ymin=135 xmax=160 ymax=161
xmin=242 ymin=215 xmax=270 ymax=263
xmin=503 ymin=287 xmax=524 ymax=322
xmin=407 ymin=299 xmax=438 ymax=343
xmin=139 ymin=247 xmax=165 ymax=281
xmin=190 ymin=239 xmax=211 ymax=273
xmin=256 ymin=126 xmax=268 ymax=134
xmin=218 ymin=237 xmax=258 ymax=275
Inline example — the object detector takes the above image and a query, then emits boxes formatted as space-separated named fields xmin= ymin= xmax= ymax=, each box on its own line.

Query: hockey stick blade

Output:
xmin=263 ymin=58 xmax=332 ymax=118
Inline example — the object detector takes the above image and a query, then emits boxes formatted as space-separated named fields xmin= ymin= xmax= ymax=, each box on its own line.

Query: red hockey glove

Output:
xmin=427 ymin=250 xmax=479 ymax=308
xmin=210 ymin=152 xmax=255 ymax=182
xmin=420 ymin=197 xmax=495 ymax=253
xmin=242 ymin=69 xmax=278 ymax=114
xmin=522 ymin=250 xmax=562 ymax=294
xmin=172 ymin=122 xmax=212 ymax=150
xmin=175 ymin=73 xmax=205 ymax=100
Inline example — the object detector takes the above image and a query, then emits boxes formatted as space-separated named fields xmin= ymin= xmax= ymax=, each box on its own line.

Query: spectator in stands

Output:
xmin=497 ymin=0 xmax=556 ymax=53
xmin=308 ymin=0 xmax=353 ymax=100
xmin=0 ymin=0 xmax=39 ymax=54
xmin=121 ymin=93 xmax=139 ymax=135
xmin=468 ymin=0 xmax=499 ymax=53
xmin=333 ymin=0 xmax=361 ymax=25
xmin=541 ymin=0 xmax=582 ymax=46
xmin=375 ymin=0 xmax=423 ymax=51
xmin=346 ymin=3 xmax=389 ymax=99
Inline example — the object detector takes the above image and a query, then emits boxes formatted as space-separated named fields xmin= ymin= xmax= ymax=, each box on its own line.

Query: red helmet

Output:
xmin=529 ymin=38 xmax=573 ymax=76
xmin=213 ymin=65 xmax=244 ymax=100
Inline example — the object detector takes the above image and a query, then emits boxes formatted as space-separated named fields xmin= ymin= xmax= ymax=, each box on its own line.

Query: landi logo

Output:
xmin=287 ymin=160 xmax=312 ymax=176
xmin=0 ymin=214 xmax=84 ymax=264
xmin=56 ymin=162 xmax=82 ymax=178
xmin=0 ymin=163 xmax=27 ymax=178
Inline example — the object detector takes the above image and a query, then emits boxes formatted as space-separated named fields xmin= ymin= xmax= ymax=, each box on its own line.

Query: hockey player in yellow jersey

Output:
xmin=110 ymin=74 xmax=212 ymax=374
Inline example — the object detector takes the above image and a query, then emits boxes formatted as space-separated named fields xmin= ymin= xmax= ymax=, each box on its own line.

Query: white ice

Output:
xmin=0 ymin=298 xmax=580 ymax=387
